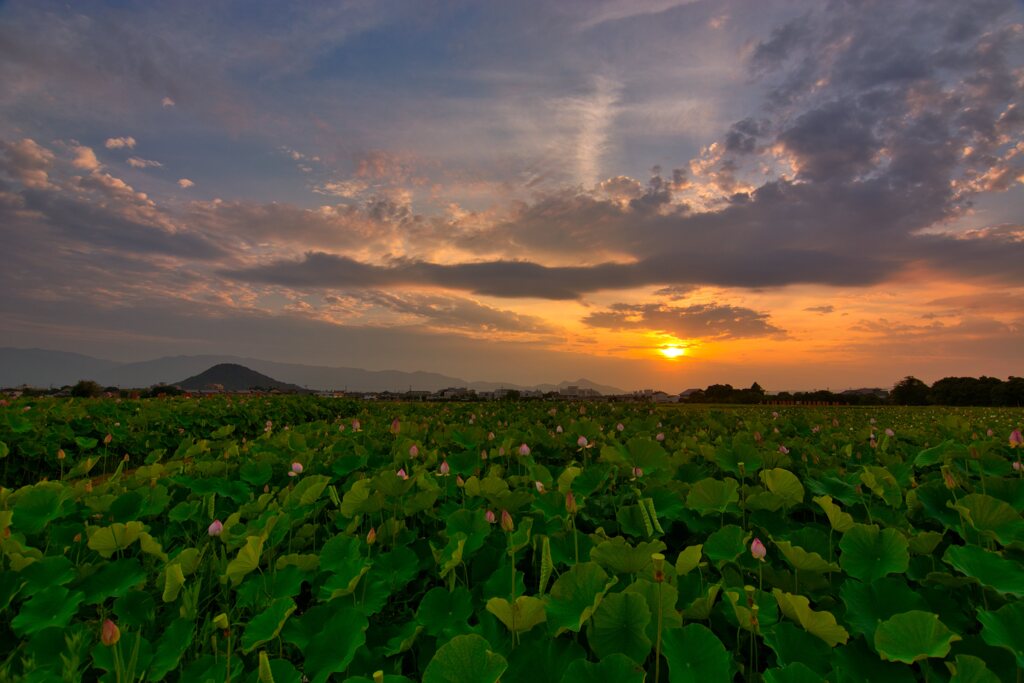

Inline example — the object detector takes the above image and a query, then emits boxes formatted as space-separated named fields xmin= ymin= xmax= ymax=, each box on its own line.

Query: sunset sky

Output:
xmin=1 ymin=0 xmax=1022 ymax=391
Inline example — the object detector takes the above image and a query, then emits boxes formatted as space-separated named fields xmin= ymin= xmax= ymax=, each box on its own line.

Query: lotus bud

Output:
xmin=942 ymin=467 xmax=957 ymax=490
xmin=556 ymin=425 xmax=563 ymax=433
xmin=616 ymin=423 xmax=624 ymax=432
xmin=485 ymin=509 xmax=496 ymax=524
xmin=753 ymin=431 xmax=762 ymax=443
xmin=439 ymin=460 xmax=450 ymax=476
xmin=519 ymin=443 xmax=530 ymax=456
xmin=488 ymin=432 xmax=495 ymax=441
xmin=288 ymin=462 xmax=303 ymax=477
xmin=390 ymin=418 xmax=400 ymax=434
xmin=778 ymin=445 xmax=789 ymax=455
xmin=367 ymin=527 xmax=377 ymax=546
xmin=208 ymin=519 xmax=223 ymax=536
xmin=101 ymin=619 xmax=120 ymax=646
xmin=456 ymin=474 xmax=465 ymax=487
xmin=632 ymin=466 xmax=643 ymax=479
xmin=409 ymin=445 xmax=419 ymax=458
xmin=396 ymin=468 xmax=408 ymax=480
xmin=1011 ymin=430 xmax=1024 ymax=448
xmin=656 ymin=432 xmax=664 ymax=441
xmin=1014 ymin=461 xmax=1021 ymax=472
xmin=498 ymin=446 xmax=505 ymax=457
xmin=351 ymin=419 xmax=361 ymax=431
xmin=651 ymin=553 xmax=665 ymax=583
xmin=534 ymin=481 xmax=545 ymax=493
xmin=565 ymin=491 xmax=577 ymax=515
xmin=577 ymin=436 xmax=588 ymax=448
xmin=750 ymin=538 xmax=767 ymax=561
xmin=500 ymin=509 xmax=514 ymax=532
xmin=987 ymin=428 xmax=994 ymax=437
xmin=885 ymin=428 xmax=895 ymax=437
xmin=57 ymin=449 xmax=65 ymax=460
xmin=104 ymin=434 xmax=112 ymax=445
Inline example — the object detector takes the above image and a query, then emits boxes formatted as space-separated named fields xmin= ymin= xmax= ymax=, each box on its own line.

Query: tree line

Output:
xmin=890 ymin=376 xmax=1024 ymax=406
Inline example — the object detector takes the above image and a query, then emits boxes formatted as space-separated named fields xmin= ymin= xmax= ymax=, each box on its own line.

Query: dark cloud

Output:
xmin=804 ymin=305 xmax=834 ymax=314
xmin=582 ymin=302 xmax=785 ymax=340
xmin=354 ymin=291 xmax=558 ymax=335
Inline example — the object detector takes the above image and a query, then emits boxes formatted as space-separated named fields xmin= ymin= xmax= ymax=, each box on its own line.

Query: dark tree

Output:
xmin=891 ymin=376 xmax=930 ymax=405
xmin=70 ymin=380 xmax=103 ymax=398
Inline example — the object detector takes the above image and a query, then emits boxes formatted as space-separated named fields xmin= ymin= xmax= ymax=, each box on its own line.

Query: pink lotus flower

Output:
xmin=751 ymin=538 xmax=767 ymax=561
xmin=485 ymin=509 xmax=496 ymax=524
xmin=772 ymin=411 xmax=779 ymax=419
xmin=456 ymin=474 xmax=465 ymax=487
xmin=577 ymin=436 xmax=589 ymax=448
xmin=396 ymin=468 xmax=408 ymax=480
xmin=409 ymin=445 xmax=419 ymax=458
xmin=1011 ymin=430 xmax=1023 ymax=448
xmin=885 ymin=428 xmax=895 ymax=437
xmin=778 ymin=445 xmax=789 ymax=455
xmin=499 ymin=447 xmax=506 ymax=457
xmin=616 ymin=423 xmax=624 ymax=432
xmin=208 ymin=520 xmax=223 ymax=536
xmin=390 ymin=418 xmax=400 ymax=434
xmin=535 ymin=481 xmax=545 ymax=493
xmin=519 ymin=443 xmax=531 ymax=456
xmin=753 ymin=431 xmax=763 ymax=443
xmin=288 ymin=462 xmax=303 ymax=477
xmin=439 ymin=460 xmax=450 ymax=476
xmin=351 ymin=419 xmax=361 ymax=431
xmin=632 ymin=466 xmax=643 ymax=479
xmin=656 ymin=432 xmax=665 ymax=441
xmin=488 ymin=432 xmax=495 ymax=441
xmin=101 ymin=619 xmax=120 ymax=646
xmin=1013 ymin=461 xmax=1021 ymax=472
xmin=556 ymin=425 xmax=563 ymax=433
xmin=565 ymin=491 xmax=577 ymax=515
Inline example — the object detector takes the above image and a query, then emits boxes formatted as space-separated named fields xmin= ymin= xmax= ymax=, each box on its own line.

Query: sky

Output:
xmin=1 ymin=0 xmax=1023 ymax=392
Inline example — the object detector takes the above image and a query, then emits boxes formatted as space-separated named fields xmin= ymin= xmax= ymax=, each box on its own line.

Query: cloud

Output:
xmin=177 ymin=178 xmax=194 ymax=188
xmin=358 ymin=291 xmax=557 ymax=336
xmin=105 ymin=137 xmax=137 ymax=149
xmin=804 ymin=305 xmax=834 ymax=314
xmin=161 ymin=97 xmax=175 ymax=107
xmin=582 ymin=302 xmax=785 ymax=340
xmin=127 ymin=157 xmax=162 ymax=169
xmin=0 ymin=138 xmax=55 ymax=189
xmin=71 ymin=145 xmax=101 ymax=171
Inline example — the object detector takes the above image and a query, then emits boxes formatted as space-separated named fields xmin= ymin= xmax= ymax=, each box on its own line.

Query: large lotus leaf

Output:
xmin=87 ymin=521 xmax=145 ymax=558
xmin=828 ymin=637 xmax=917 ymax=683
xmin=874 ymin=610 xmax=960 ymax=664
xmin=946 ymin=655 xmax=1001 ymax=683
xmin=91 ymin=631 xmax=153 ymax=675
xmin=417 ymin=587 xmax=474 ymax=637
xmin=662 ymin=623 xmax=732 ymax=683
xmin=304 ymin=606 xmax=368 ymax=683
xmin=559 ymin=653 xmax=644 ymax=683
xmin=703 ymin=524 xmax=750 ymax=563
xmin=79 ymin=557 xmax=147 ymax=604
xmin=284 ymin=474 xmax=331 ymax=509
xmin=685 ymin=477 xmax=740 ymax=516
xmin=16 ymin=556 xmax=74 ymax=596
xmin=589 ymin=536 xmax=666 ymax=574
xmin=764 ymin=662 xmax=825 ymax=683
xmin=675 ymin=545 xmax=703 ymax=576
xmin=681 ymin=583 xmax=721 ymax=620
xmin=319 ymin=534 xmax=370 ymax=600
xmin=838 ymin=524 xmax=909 ymax=582
xmin=505 ymin=636 xmax=585 ymax=683
xmin=914 ymin=440 xmax=964 ymax=467
xmin=761 ymin=468 xmax=805 ymax=507
xmin=978 ymin=600 xmax=1024 ymax=666
xmin=839 ymin=577 xmax=929 ymax=640
xmin=907 ymin=531 xmax=944 ymax=555
xmin=340 ymin=479 xmax=382 ymax=517
xmin=422 ymin=634 xmax=507 ymax=683
xmin=445 ymin=508 xmax=491 ymax=557
xmin=625 ymin=578 xmax=682 ymax=642
xmin=224 ymin=535 xmax=264 ymax=586
xmin=942 ymin=544 xmax=1024 ymax=596
xmin=773 ymin=589 xmax=849 ymax=647
xmin=486 ymin=595 xmax=547 ymax=635
xmin=775 ymin=540 xmax=839 ymax=573
xmin=953 ymin=493 xmax=1024 ymax=546
xmin=12 ymin=482 xmax=70 ymax=535
xmin=149 ymin=618 xmax=195 ymax=682
xmin=546 ymin=562 xmax=617 ymax=635
xmin=11 ymin=585 xmax=84 ymax=636
xmin=762 ymin=622 xmax=832 ymax=675
xmin=860 ymin=466 xmax=902 ymax=508
xmin=242 ymin=598 xmax=297 ymax=653
xmin=114 ymin=590 xmax=155 ymax=627
xmin=586 ymin=591 xmax=652 ymax=664
xmin=812 ymin=495 xmax=854 ymax=533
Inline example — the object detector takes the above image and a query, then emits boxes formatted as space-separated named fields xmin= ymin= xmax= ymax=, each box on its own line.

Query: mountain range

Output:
xmin=0 ymin=348 xmax=624 ymax=395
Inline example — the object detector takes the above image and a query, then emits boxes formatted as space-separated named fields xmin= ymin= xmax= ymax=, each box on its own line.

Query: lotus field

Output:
xmin=1 ymin=396 xmax=1023 ymax=682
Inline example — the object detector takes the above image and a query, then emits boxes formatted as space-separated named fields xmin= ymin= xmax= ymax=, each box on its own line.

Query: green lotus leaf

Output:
xmin=761 ymin=468 xmax=804 ymax=507
xmin=674 ymin=544 xmax=703 ymax=576
xmin=486 ymin=595 xmax=548 ymax=635
xmin=79 ymin=557 xmax=147 ymax=604
xmin=828 ymin=636 xmax=918 ymax=683
xmin=149 ymin=618 xmax=195 ymax=682
xmin=775 ymin=540 xmax=840 ymax=573
xmin=907 ymin=531 xmax=943 ymax=555
xmin=224 ymin=535 xmax=264 ymax=586
xmin=860 ymin=466 xmax=902 ymax=508
xmin=953 ymin=493 xmax=1024 ymax=546
xmin=589 ymin=536 xmax=666 ymax=574
xmin=681 ymin=583 xmax=720 ymax=620
xmin=12 ymin=482 xmax=70 ymax=535
xmin=914 ymin=440 xmax=962 ymax=467
xmin=284 ymin=474 xmax=331 ymax=508
xmin=11 ymin=585 xmax=84 ymax=636
xmin=703 ymin=524 xmax=750 ymax=563
xmin=559 ymin=653 xmax=644 ymax=683
xmin=0 ymin=440 xmax=8 ymax=458
xmin=946 ymin=654 xmax=1001 ymax=683
xmin=662 ymin=623 xmax=732 ymax=683
xmin=874 ymin=610 xmax=960 ymax=664
xmin=978 ymin=600 xmax=1024 ymax=666
xmin=416 ymin=586 xmax=474 ymax=637
xmin=422 ymin=634 xmax=507 ymax=683
xmin=762 ymin=622 xmax=832 ymax=675
xmin=812 ymin=495 xmax=854 ymax=533
xmin=625 ymin=578 xmax=682 ymax=641
xmin=546 ymin=561 xmax=617 ymax=634
xmin=114 ymin=590 xmax=155 ymax=627
xmin=764 ymin=662 xmax=825 ymax=683
xmin=839 ymin=576 xmax=929 ymax=640
xmin=943 ymin=544 xmax=1024 ymax=596
xmin=773 ymin=589 xmax=849 ymax=647
xmin=303 ymin=606 xmax=368 ymax=683
xmin=504 ymin=636 xmax=585 ymax=683
xmin=16 ymin=555 xmax=74 ymax=596
xmin=685 ymin=477 xmax=739 ymax=516
xmin=91 ymin=631 xmax=153 ymax=675
xmin=445 ymin=508 xmax=491 ymax=557
xmin=319 ymin=534 xmax=370 ymax=599
xmin=586 ymin=591 xmax=652 ymax=664
xmin=242 ymin=598 xmax=297 ymax=653
xmin=838 ymin=524 xmax=909 ymax=582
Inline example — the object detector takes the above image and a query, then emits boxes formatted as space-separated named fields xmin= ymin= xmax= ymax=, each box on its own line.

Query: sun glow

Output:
xmin=659 ymin=345 xmax=685 ymax=359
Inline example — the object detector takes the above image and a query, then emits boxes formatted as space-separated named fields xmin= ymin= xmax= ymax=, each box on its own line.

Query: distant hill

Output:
xmin=0 ymin=348 xmax=624 ymax=394
xmin=176 ymin=364 xmax=308 ymax=393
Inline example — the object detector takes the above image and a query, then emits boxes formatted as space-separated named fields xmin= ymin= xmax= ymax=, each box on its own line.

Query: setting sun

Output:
xmin=660 ymin=346 xmax=685 ymax=359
